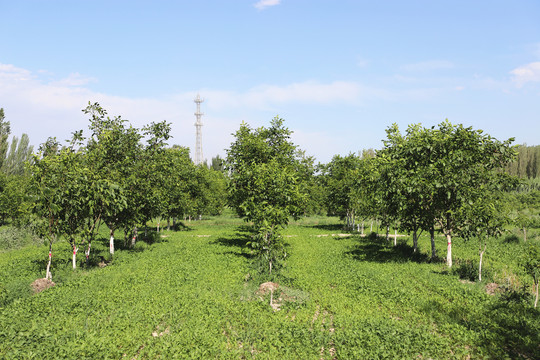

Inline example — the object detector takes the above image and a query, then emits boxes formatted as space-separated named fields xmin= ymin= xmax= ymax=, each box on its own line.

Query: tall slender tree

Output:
xmin=0 ymin=108 xmax=11 ymax=170
xmin=3 ymin=133 xmax=34 ymax=176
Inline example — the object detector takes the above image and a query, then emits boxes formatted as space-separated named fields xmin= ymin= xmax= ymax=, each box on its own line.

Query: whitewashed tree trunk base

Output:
xmin=446 ymin=234 xmax=452 ymax=268
xmin=110 ymin=235 xmax=115 ymax=255
xmin=72 ymin=248 xmax=77 ymax=270
xmin=46 ymin=252 xmax=52 ymax=281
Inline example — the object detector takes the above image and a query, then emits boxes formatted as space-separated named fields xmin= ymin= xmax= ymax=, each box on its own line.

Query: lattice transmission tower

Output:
xmin=194 ymin=94 xmax=204 ymax=165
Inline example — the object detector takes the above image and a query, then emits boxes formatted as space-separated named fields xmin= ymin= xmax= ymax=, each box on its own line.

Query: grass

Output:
xmin=0 ymin=214 xmax=539 ymax=358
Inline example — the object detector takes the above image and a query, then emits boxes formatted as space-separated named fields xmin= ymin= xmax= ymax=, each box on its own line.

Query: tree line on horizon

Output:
xmin=504 ymin=144 xmax=540 ymax=180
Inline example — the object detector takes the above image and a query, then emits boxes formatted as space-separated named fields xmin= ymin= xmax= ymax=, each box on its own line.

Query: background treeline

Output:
xmin=0 ymin=108 xmax=35 ymax=226
xmin=505 ymin=144 xmax=540 ymax=179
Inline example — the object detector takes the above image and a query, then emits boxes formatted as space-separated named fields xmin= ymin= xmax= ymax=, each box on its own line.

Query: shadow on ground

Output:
xmin=346 ymin=236 xmax=430 ymax=264
xmin=211 ymin=225 xmax=256 ymax=259
xmin=485 ymin=300 xmax=539 ymax=358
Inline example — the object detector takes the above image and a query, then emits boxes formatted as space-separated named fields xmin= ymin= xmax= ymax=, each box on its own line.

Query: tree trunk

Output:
xmin=445 ymin=216 xmax=453 ymax=268
xmin=430 ymin=226 xmax=436 ymax=259
xmin=370 ymin=221 xmax=373 ymax=233
xmin=85 ymin=242 xmax=92 ymax=265
xmin=394 ymin=229 xmax=397 ymax=246
xmin=167 ymin=218 xmax=171 ymax=231
xmin=479 ymin=243 xmax=487 ymax=282
xmin=109 ymin=228 xmax=115 ymax=255
xmin=413 ymin=230 xmax=418 ymax=253
xmin=72 ymin=246 xmax=77 ymax=270
xmin=446 ymin=233 xmax=452 ymax=268
xmin=131 ymin=227 xmax=138 ymax=248
xmin=523 ymin=227 xmax=527 ymax=242
xmin=46 ymin=242 xmax=53 ymax=280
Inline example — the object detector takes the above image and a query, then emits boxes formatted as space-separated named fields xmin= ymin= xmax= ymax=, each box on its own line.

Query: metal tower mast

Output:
xmin=194 ymin=94 xmax=204 ymax=165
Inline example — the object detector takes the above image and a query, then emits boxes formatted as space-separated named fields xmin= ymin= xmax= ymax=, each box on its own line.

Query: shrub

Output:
xmin=0 ymin=225 xmax=43 ymax=250
xmin=452 ymin=259 xmax=490 ymax=282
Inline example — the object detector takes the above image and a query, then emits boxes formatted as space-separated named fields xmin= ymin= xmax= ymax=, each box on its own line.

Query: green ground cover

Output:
xmin=0 ymin=215 xmax=538 ymax=359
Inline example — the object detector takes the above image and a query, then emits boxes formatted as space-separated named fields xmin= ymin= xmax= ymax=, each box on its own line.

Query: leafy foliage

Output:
xmin=226 ymin=117 xmax=307 ymax=275
xmin=0 ymin=108 xmax=10 ymax=170
xmin=320 ymin=153 xmax=371 ymax=228
xmin=377 ymin=120 xmax=518 ymax=267
xmin=2 ymin=133 xmax=34 ymax=176
xmin=520 ymin=243 xmax=540 ymax=307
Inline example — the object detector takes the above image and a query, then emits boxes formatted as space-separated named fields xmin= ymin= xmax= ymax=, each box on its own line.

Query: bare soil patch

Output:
xmin=152 ymin=323 xmax=170 ymax=337
xmin=256 ymin=282 xmax=309 ymax=312
xmin=257 ymin=282 xmax=279 ymax=295
xmin=485 ymin=282 xmax=500 ymax=296
xmin=31 ymin=278 xmax=55 ymax=294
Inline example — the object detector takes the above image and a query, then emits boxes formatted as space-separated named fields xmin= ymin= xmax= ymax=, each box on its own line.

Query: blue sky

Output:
xmin=1 ymin=0 xmax=539 ymax=163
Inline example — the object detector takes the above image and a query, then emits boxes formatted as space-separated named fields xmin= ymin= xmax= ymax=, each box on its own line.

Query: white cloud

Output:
xmin=0 ymin=63 xmax=33 ymax=82
xmin=510 ymin=62 xmax=540 ymax=87
xmin=400 ymin=60 xmax=454 ymax=72
xmin=249 ymin=81 xmax=362 ymax=105
xmin=0 ymin=63 xmax=193 ymax=149
xmin=50 ymin=72 xmax=97 ymax=87
xmin=2 ymin=62 xmax=482 ymax=162
xmin=254 ymin=0 xmax=281 ymax=10
xmin=0 ymin=63 xmax=374 ymax=162
xmin=198 ymin=81 xmax=366 ymax=113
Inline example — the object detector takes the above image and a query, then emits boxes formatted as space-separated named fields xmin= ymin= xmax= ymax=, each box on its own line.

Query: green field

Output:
xmin=1 ymin=215 xmax=539 ymax=359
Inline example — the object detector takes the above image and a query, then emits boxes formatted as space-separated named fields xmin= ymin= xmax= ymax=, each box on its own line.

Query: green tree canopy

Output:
xmin=226 ymin=117 xmax=307 ymax=275
xmin=379 ymin=120 xmax=517 ymax=267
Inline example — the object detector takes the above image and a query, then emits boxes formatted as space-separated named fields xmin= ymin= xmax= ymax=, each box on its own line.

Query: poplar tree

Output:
xmin=0 ymin=108 xmax=11 ymax=170
xmin=3 ymin=134 xmax=34 ymax=176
